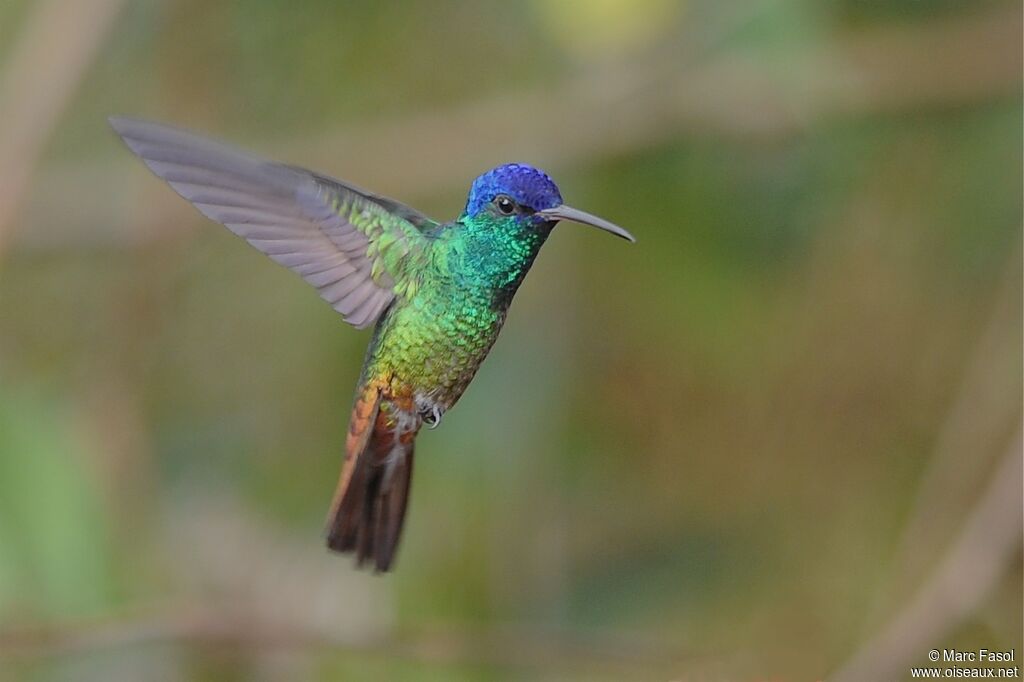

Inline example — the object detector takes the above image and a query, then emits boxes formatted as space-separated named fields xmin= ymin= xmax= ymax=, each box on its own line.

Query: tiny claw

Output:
xmin=422 ymin=405 xmax=443 ymax=429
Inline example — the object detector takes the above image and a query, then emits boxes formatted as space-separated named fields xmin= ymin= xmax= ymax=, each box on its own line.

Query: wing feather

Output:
xmin=110 ymin=117 xmax=434 ymax=329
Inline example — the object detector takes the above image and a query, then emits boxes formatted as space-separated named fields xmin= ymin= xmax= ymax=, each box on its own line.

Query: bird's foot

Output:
xmin=420 ymin=405 xmax=443 ymax=429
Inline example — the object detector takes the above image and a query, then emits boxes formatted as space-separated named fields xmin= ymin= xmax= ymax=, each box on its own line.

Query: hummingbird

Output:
xmin=110 ymin=117 xmax=634 ymax=572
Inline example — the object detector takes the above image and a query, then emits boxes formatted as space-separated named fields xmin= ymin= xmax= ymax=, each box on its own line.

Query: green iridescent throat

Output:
xmin=363 ymin=213 xmax=552 ymax=403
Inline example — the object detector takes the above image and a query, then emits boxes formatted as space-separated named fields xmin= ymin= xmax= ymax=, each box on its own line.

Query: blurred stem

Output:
xmin=0 ymin=610 xmax=690 ymax=677
xmin=829 ymin=427 xmax=1023 ymax=682
xmin=0 ymin=0 xmax=127 ymax=258
xmin=873 ymin=247 xmax=1021 ymax=612
xmin=831 ymin=242 xmax=1021 ymax=679
xmin=20 ymin=1 xmax=1023 ymax=251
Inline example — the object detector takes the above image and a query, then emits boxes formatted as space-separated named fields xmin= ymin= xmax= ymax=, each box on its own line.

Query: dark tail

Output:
xmin=325 ymin=384 xmax=415 ymax=572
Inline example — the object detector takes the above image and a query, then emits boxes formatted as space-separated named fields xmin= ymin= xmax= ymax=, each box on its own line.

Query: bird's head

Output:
xmin=462 ymin=163 xmax=635 ymax=242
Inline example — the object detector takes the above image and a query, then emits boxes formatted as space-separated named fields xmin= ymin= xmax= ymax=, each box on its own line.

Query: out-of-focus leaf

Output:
xmin=0 ymin=387 xmax=113 ymax=620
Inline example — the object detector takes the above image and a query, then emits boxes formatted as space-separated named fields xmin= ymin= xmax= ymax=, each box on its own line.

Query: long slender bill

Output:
xmin=536 ymin=205 xmax=635 ymax=243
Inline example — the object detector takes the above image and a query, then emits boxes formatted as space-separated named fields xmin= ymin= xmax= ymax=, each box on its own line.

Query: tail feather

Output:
xmin=325 ymin=383 xmax=380 ymax=553
xmin=325 ymin=383 xmax=415 ymax=572
xmin=373 ymin=443 xmax=414 ymax=570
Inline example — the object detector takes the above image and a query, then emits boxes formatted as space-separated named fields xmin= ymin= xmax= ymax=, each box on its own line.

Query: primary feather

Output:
xmin=109 ymin=117 xmax=433 ymax=329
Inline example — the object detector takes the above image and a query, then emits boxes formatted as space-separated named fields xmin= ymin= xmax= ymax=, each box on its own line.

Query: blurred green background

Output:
xmin=0 ymin=1 xmax=1020 ymax=680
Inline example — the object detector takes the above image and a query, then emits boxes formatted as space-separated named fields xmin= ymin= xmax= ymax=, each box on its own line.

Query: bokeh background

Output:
xmin=0 ymin=1 xmax=1020 ymax=680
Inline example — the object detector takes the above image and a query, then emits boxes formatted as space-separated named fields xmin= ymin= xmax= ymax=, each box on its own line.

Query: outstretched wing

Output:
xmin=110 ymin=117 xmax=434 ymax=329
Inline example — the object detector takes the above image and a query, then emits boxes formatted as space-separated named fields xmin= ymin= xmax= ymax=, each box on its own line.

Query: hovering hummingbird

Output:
xmin=110 ymin=117 xmax=634 ymax=571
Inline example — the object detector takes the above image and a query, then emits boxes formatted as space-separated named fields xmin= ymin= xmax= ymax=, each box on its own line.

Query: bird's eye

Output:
xmin=495 ymin=195 xmax=516 ymax=215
